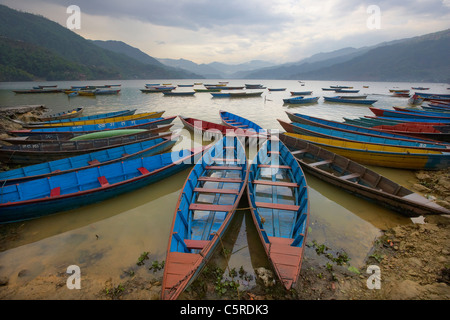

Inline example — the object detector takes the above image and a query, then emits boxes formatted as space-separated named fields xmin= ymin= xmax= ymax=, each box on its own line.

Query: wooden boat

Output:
xmin=393 ymin=107 xmax=450 ymax=117
xmin=369 ymin=107 xmax=450 ymax=120
xmin=392 ymin=92 xmax=411 ymax=98
xmin=194 ymin=88 xmax=221 ymax=92
xmin=162 ymin=91 xmax=196 ymax=96
xmin=78 ymin=90 xmax=96 ymax=96
xmin=279 ymin=133 xmax=450 ymax=217
xmin=94 ymin=89 xmax=121 ymax=95
xmin=219 ymin=110 xmax=266 ymax=133
xmin=414 ymin=92 xmax=450 ymax=100
xmin=285 ymin=112 xmax=448 ymax=145
xmin=322 ymin=88 xmax=336 ymax=91
xmin=268 ymin=88 xmax=286 ymax=91
xmin=245 ymin=84 xmax=266 ymax=89
xmin=140 ymin=86 xmax=175 ymax=93
xmin=24 ymin=111 xmax=165 ymax=128
xmin=228 ymin=91 xmax=263 ymax=98
xmin=408 ymin=95 xmax=424 ymax=105
xmin=38 ymin=108 xmax=84 ymax=122
xmin=336 ymin=95 xmax=368 ymax=99
xmin=278 ymin=120 xmax=449 ymax=152
xmin=330 ymin=86 xmax=353 ymax=89
xmin=290 ymin=91 xmax=312 ymax=96
xmin=210 ymin=92 xmax=231 ymax=98
xmin=412 ymin=87 xmax=430 ymax=90
xmin=9 ymin=117 xmax=176 ymax=139
xmin=389 ymin=89 xmax=410 ymax=93
xmin=283 ymin=96 xmax=319 ymax=104
xmin=0 ymin=147 xmax=205 ymax=224
xmin=371 ymin=123 xmax=450 ymax=142
xmin=13 ymin=88 xmax=63 ymax=94
xmin=34 ymin=109 xmax=136 ymax=125
xmin=179 ymin=116 xmax=263 ymax=142
xmin=0 ymin=134 xmax=178 ymax=185
xmin=161 ymin=135 xmax=248 ymax=300
xmin=364 ymin=115 xmax=450 ymax=124
xmin=324 ymin=96 xmax=377 ymax=105
xmin=0 ymin=130 xmax=170 ymax=165
xmin=281 ymin=132 xmax=450 ymax=170
xmin=247 ymin=137 xmax=309 ymax=290
xmin=177 ymin=84 xmax=194 ymax=87
xmin=334 ymin=89 xmax=360 ymax=93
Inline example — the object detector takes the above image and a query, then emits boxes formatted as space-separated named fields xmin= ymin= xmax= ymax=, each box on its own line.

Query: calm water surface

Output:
xmin=0 ymin=79 xmax=447 ymax=297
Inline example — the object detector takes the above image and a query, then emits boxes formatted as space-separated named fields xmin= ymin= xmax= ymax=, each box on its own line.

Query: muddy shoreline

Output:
xmin=0 ymin=106 xmax=448 ymax=300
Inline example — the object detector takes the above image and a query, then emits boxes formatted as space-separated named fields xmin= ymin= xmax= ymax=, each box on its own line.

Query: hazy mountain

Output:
xmin=157 ymin=58 xmax=275 ymax=78
xmin=0 ymin=4 xmax=201 ymax=81
xmin=243 ymin=29 xmax=450 ymax=82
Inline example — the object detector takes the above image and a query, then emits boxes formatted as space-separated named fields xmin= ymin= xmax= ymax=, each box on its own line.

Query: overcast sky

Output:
xmin=2 ymin=0 xmax=450 ymax=64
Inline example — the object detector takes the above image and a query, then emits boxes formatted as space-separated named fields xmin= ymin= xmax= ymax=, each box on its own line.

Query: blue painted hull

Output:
xmin=0 ymin=149 xmax=203 ymax=224
xmin=283 ymin=97 xmax=319 ymax=104
xmin=0 ymin=136 xmax=178 ymax=185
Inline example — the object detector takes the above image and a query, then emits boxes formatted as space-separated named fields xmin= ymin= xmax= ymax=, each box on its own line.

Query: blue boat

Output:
xmin=284 ymin=112 xmax=448 ymax=145
xmin=0 ymin=147 xmax=207 ymax=224
xmin=210 ymin=92 xmax=231 ymax=98
xmin=324 ymin=96 xmax=377 ymax=105
xmin=283 ymin=96 xmax=319 ymax=104
xmin=161 ymin=135 xmax=249 ymax=300
xmin=219 ymin=110 xmax=266 ymax=133
xmin=247 ymin=137 xmax=309 ymax=290
xmin=279 ymin=120 xmax=449 ymax=152
xmin=0 ymin=134 xmax=178 ymax=185
xmin=10 ymin=116 xmax=176 ymax=138
xmin=35 ymin=109 xmax=137 ymax=125
xmin=371 ymin=107 xmax=450 ymax=119
xmin=366 ymin=116 xmax=450 ymax=124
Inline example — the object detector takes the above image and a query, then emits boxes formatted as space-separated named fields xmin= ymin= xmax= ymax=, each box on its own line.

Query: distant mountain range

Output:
xmin=0 ymin=3 xmax=448 ymax=82
xmin=0 ymin=4 xmax=201 ymax=81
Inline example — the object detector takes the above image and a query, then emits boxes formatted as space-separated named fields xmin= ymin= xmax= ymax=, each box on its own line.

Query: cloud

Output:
xmin=2 ymin=0 xmax=449 ymax=64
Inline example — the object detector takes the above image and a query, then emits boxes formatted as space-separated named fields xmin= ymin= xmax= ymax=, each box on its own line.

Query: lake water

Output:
xmin=0 ymin=79 xmax=448 ymax=298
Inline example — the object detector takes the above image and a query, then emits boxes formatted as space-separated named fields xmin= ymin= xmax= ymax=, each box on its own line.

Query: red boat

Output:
xmin=372 ymin=123 xmax=450 ymax=142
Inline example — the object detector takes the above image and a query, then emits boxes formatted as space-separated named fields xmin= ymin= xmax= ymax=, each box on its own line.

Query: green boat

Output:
xmin=69 ymin=129 xmax=148 ymax=141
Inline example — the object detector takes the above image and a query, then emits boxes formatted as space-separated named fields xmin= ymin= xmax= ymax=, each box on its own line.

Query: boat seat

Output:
xmin=212 ymin=158 xmax=240 ymax=162
xmin=189 ymin=203 xmax=234 ymax=212
xmin=253 ymin=180 xmax=298 ymax=188
xmin=291 ymin=148 xmax=308 ymax=155
xmin=258 ymin=164 xmax=291 ymax=169
xmin=88 ymin=159 xmax=100 ymax=165
xmin=198 ymin=176 xmax=242 ymax=183
xmin=194 ymin=187 xmax=239 ymax=195
xmin=98 ymin=176 xmax=109 ymax=187
xmin=309 ymin=160 xmax=332 ymax=167
xmin=205 ymin=165 xmax=242 ymax=171
xmin=255 ymin=202 xmax=300 ymax=212
xmin=340 ymin=173 xmax=361 ymax=180
xmin=184 ymin=239 xmax=209 ymax=250
xmin=50 ymin=187 xmax=61 ymax=197
xmin=138 ymin=167 xmax=150 ymax=175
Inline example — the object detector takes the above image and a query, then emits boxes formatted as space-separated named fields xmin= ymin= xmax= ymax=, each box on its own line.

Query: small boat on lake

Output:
xmin=219 ymin=110 xmax=266 ymax=134
xmin=324 ymin=96 xmax=377 ymax=105
xmin=0 ymin=130 xmax=170 ymax=165
xmin=38 ymin=108 xmax=84 ymax=122
xmin=0 ymin=133 xmax=178 ymax=185
xmin=162 ymin=91 xmax=196 ymax=96
xmin=228 ymin=91 xmax=263 ymax=98
xmin=24 ymin=111 xmax=165 ymax=128
xmin=281 ymin=132 xmax=450 ymax=170
xmin=279 ymin=133 xmax=450 ymax=217
xmin=283 ymin=96 xmax=319 ymax=104
xmin=268 ymin=88 xmax=286 ymax=91
xmin=334 ymin=89 xmax=360 ymax=93
xmin=290 ymin=91 xmax=312 ymax=96
xmin=33 ymin=109 xmax=136 ymax=125
xmin=0 ymin=147 xmax=205 ymax=224
xmin=370 ymin=107 xmax=450 ymax=120
xmin=161 ymin=135 xmax=248 ymax=300
xmin=247 ymin=136 xmax=309 ymax=290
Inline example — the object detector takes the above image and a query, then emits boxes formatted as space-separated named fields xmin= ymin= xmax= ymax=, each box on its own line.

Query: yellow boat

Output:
xmin=283 ymin=132 xmax=450 ymax=170
xmin=25 ymin=111 xmax=165 ymax=128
